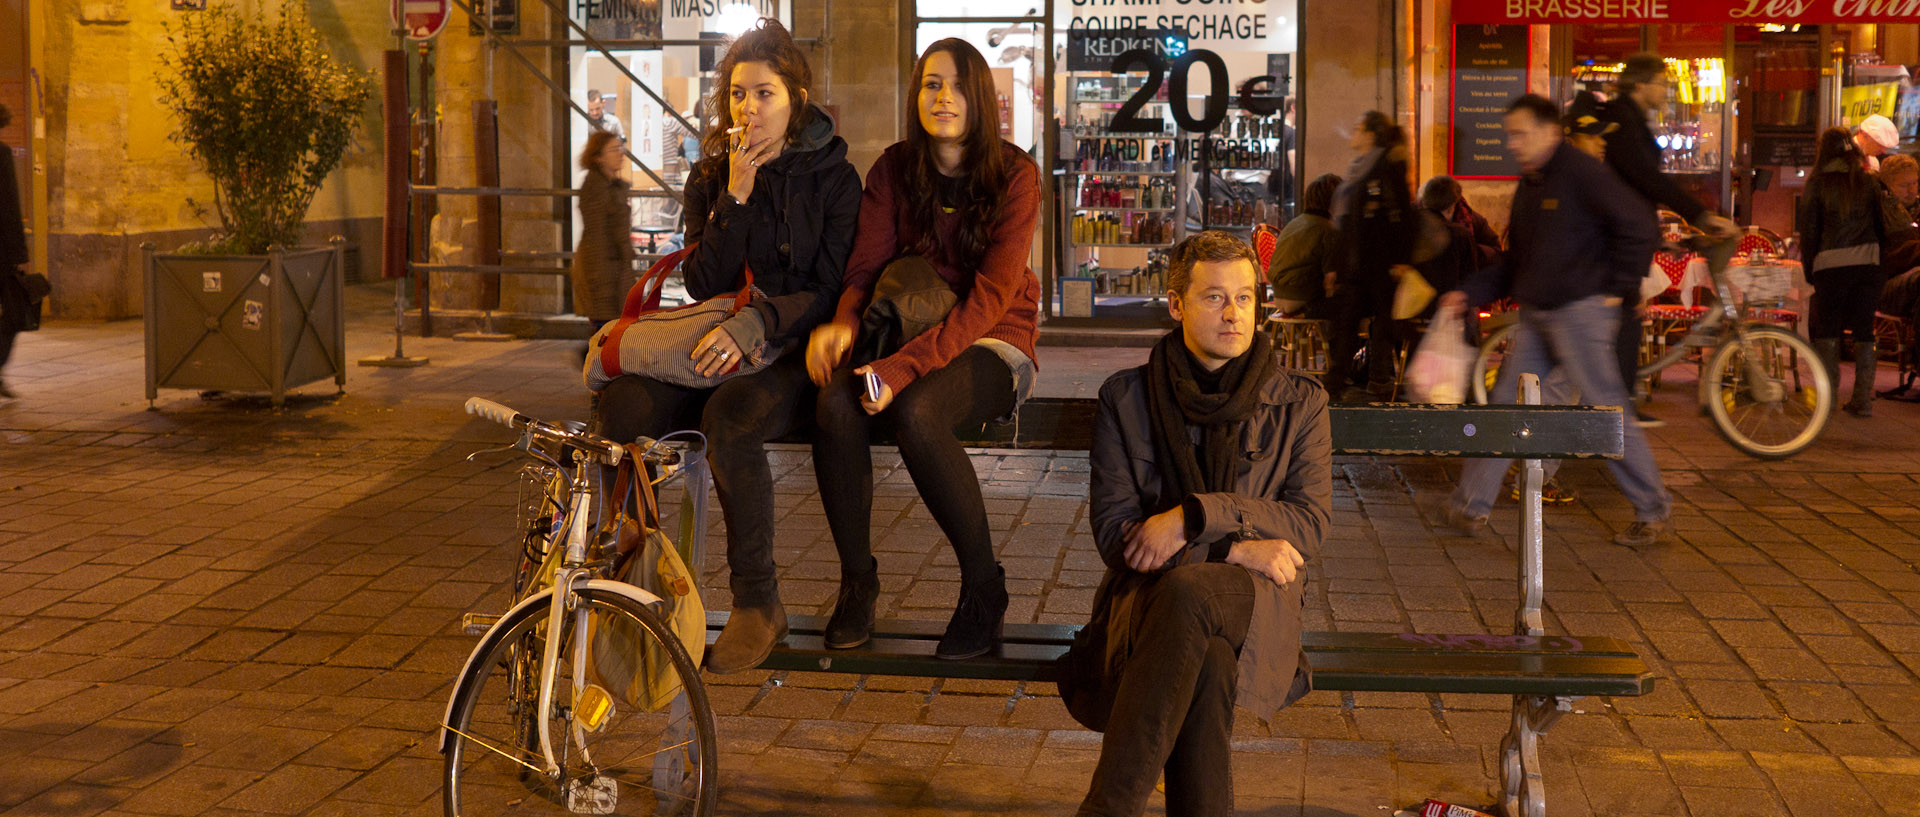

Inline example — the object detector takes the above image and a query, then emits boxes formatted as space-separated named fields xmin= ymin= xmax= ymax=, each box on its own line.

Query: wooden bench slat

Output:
xmin=780 ymin=396 xmax=1627 ymax=459
xmin=702 ymin=613 xmax=1655 ymax=696
xmin=1325 ymin=404 xmax=1624 ymax=459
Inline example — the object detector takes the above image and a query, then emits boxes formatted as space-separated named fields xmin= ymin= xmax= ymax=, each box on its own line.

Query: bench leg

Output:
xmin=1499 ymin=694 xmax=1575 ymax=817
xmin=653 ymin=692 xmax=694 ymax=811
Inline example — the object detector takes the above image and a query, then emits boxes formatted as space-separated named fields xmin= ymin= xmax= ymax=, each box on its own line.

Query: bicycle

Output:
xmin=439 ymin=397 xmax=717 ymax=816
xmin=1471 ymin=237 xmax=1831 ymax=460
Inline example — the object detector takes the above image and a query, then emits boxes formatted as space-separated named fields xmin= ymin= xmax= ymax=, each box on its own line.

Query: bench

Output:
xmin=703 ymin=376 xmax=1648 ymax=817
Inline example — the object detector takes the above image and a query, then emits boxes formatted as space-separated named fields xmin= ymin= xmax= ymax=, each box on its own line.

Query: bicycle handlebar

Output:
xmin=465 ymin=397 xmax=525 ymax=429
xmin=464 ymin=397 xmax=681 ymax=467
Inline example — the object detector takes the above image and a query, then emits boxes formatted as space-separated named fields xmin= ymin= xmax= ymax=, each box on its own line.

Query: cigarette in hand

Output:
xmin=725 ymin=126 xmax=745 ymax=134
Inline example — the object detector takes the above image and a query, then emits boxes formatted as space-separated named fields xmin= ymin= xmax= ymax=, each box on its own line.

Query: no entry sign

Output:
xmin=394 ymin=0 xmax=450 ymax=40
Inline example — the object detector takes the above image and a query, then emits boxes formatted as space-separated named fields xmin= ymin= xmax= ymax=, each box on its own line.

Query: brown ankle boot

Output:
xmin=706 ymin=600 xmax=787 ymax=674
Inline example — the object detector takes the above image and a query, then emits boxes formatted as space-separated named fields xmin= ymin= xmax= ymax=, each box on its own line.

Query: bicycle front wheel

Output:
xmin=1471 ymin=322 xmax=1517 ymax=404
xmin=444 ymin=588 xmax=717 ymax=816
xmin=1702 ymin=326 xmax=1832 ymax=460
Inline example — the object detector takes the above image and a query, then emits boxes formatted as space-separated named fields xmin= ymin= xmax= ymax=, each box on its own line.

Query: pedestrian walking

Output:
xmin=1440 ymin=94 xmax=1671 ymax=547
xmin=570 ymin=131 xmax=635 ymax=335
xmin=1598 ymin=54 xmax=1739 ymax=427
xmin=1324 ymin=110 xmax=1414 ymax=401
xmin=1802 ymin=126 xmax=1890 ymax=417
xmin=0 ymin=104 xmax=29 ymax=399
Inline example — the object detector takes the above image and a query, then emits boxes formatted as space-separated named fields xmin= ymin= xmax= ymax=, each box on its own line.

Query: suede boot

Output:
xmin=936 ymin=565 xmax=1008 ymax=660
xmin=823 ymin=558 xmax=880 ymax=649
xmin=705 ymin=599 xmax=787 ymax=674
xmin=1813 ymin=338 xmax=1842 ymax=390
xmin=1844 ymin=342 xmax=1877 ymax=417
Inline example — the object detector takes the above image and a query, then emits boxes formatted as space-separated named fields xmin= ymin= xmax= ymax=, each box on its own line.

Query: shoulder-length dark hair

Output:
xmin=900 ymin=38 xmax=1023 ymax=271
xmin=1810 ymin=125 xmax=1871 ymax=217
xmin=697 ymin=19 xmax=814 ymax=163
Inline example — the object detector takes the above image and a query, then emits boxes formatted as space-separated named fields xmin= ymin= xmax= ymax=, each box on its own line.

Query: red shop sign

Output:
xmin=1454 ymin=0 xmax=1920 ymax=25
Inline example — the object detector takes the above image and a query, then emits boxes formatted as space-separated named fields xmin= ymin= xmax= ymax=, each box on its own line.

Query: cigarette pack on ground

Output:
xmin=1416 ymin=800 xmax=1498 ymax=817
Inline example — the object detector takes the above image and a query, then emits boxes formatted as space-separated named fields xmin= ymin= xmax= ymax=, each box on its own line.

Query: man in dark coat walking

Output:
xmin=0 ymin=104 xmax=31 ymax=399
xmin=1598 ymin=54 xmax=1739 ymax=425
xmin=1062 ymin=230 xmax=1331 ymax=816
xmin=1441 ymin=95 xmax=1671 ymax=548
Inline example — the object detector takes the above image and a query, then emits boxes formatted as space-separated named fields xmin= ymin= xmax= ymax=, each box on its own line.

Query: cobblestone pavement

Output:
xmin=1 ymin=284 xmax=1918 ymax=816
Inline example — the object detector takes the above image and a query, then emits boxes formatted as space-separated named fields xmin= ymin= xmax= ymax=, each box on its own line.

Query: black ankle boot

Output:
xmin=824 ymin=559 xmax=880 ymax=649
xmin=936 ymin=565 xmax=1008 ymax=660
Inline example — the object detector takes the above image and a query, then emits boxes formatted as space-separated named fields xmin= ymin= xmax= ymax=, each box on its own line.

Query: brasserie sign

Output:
xmin=1455 ymin=0 xmax=1920 ymax=23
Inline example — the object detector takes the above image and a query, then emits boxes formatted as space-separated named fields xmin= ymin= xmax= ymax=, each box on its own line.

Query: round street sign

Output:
xmin=393 ymin=0 xmax=450 ymax=41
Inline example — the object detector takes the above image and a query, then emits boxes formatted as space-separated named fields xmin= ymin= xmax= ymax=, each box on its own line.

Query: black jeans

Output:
xmin=1323 ymin=279 xmax=1399 ymax=395
xmin=1616 ymin=297 xmax=1642 ymax=398
xmin=1810 ymin=264 xmax=1888 ymax=341
xmin=813 ymin=346 xmax=1013 ymax=586
xmin=1078 ymin=563 xmax=1256 ymax=817
xmin=595 ymin=351 xmax=813 ymax=608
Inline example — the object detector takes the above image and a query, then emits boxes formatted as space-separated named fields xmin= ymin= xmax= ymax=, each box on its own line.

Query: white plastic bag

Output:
xmin=1406 ymin=309 xmax=1473 ymax=404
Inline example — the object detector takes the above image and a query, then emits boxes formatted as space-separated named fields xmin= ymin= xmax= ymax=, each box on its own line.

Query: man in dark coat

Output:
xmin=0 ymin=103 xmax=30 ymax=399
xmin=1597 ymin=54 xmax=1739 ymax=426
xmin=1441 ymin=95 xmax=1671 ymax=548
xmin=1062 ymin=230 xmax=1331 ymax=816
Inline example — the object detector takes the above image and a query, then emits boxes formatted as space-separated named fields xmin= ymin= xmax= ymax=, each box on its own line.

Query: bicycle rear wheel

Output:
xmin=1702 ymin=326 xmax=1831 ymax=460
xmin=444 ymin=588 xmax=717 ymax=816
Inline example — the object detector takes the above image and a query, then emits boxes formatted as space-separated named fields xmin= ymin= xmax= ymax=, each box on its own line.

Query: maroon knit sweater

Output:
xmin=831 ymin=140 xmax=1041 ymax=394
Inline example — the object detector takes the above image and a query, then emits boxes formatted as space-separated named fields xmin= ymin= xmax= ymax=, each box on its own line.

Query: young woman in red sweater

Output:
xmin=804 ymin=39 xmax=1041 ymax=660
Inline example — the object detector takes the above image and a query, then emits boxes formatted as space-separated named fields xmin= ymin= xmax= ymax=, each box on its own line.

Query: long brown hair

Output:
xmin=1809 ymin=125 xmax=1871 ymax=220
xmin=901 ymin=39 xmax=1023 ymax=271
xmin=697 ymin=19 xmax=814 ymax=164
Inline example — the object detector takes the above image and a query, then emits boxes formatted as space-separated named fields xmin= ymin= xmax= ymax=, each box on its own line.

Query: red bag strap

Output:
xmin=598 ymin=245 xmax=757 ymax=382
xmin=623 ymin=245 xmax=697 ymax=319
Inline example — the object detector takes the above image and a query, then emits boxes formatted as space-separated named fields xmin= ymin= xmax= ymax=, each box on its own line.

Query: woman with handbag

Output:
xmin=596 ymin=19 xmax=862 ymax=673
xmin=1801 ymin=126 xmax=1888 ymax=417
xmin=1323 ymin=110 xmax=1415 ymax=402
xmin=570 ymin=130 xmax=636 ymax=339
xmin=804 ymin=39 xmax=1041 ymax=661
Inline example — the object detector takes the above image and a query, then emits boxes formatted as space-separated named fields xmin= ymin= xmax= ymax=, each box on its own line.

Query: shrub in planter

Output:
xmin=159 ymin=0 xmax=373 ymax=255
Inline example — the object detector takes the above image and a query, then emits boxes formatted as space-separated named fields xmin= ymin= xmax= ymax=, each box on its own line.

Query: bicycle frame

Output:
xmin=440 ymin=399 xmax=711 ymax=771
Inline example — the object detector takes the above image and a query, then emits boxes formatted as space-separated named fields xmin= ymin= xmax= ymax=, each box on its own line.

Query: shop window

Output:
xmin=1833 ymin=24 xmax=1919 ymax=152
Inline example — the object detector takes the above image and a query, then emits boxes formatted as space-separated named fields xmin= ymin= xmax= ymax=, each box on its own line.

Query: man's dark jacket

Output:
xmin=1066 ymin=356 xmax=1331 ymax=728
xmin=1599 ymin=95 xmax=1708 ymax=223
xmin=1463 ymin=142 xmax=1657 ymax=310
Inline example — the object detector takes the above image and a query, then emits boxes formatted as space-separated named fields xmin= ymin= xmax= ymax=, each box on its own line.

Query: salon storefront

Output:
xmin=1451 ymin=1 xmax=1920 ymax=239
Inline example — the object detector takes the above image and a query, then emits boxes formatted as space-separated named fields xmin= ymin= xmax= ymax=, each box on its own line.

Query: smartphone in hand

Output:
xmin=863 ymin=371 xmax=884 ymax=403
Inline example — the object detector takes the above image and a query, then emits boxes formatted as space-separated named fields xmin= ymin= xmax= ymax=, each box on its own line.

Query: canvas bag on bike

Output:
xmin=589 ymin=443 xmax=706 ymax=712
xmin=583 ymin=245 xmax=790 ymax=391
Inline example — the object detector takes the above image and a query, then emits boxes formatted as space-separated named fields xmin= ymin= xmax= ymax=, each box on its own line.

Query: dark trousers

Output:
xmin=0 ymin=328 xmax=14 ymax=371
xmin=1078 ymin=563 xmax=1255 ymax=817
xmin=1323 ymin=280 xmax=1398 ymax=394
xmin=596 ymin=351 xmax=813 ymax=607
xmin=813 ymin=346 xmax=1013 ymax=586
xmin=1810 ymin=264 xmax=1888 ymax=341
xmin=1615 ymin=297 xmax=1642 ymax=398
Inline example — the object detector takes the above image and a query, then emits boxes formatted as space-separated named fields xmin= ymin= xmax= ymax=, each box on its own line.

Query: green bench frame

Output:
xmin=700 ymin=375 xmax=1649 ymax=817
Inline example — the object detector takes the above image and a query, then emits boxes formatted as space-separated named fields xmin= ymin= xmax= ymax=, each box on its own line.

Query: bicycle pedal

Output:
xmin=461 ymin=612 xmax=501 ymax=636
xmin=565 ymin=773 xmax=617 ymax=814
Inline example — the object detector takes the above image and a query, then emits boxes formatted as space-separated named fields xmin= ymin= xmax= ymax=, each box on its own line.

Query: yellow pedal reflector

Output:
xmin=577 ymin=684 xmax=615 ymax=732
